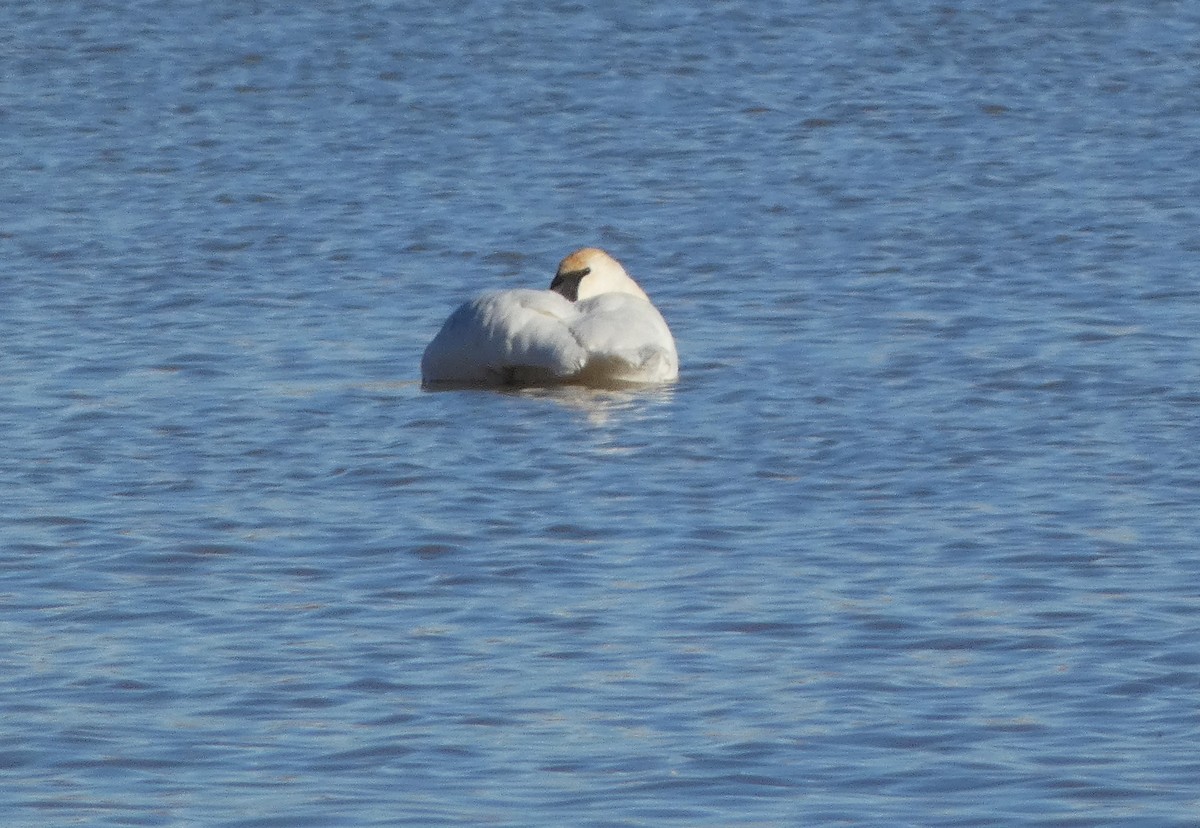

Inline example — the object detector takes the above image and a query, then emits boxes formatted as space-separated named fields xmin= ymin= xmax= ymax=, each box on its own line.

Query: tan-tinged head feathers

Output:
xmin=550 ymin=247 xmax=650 ymax=302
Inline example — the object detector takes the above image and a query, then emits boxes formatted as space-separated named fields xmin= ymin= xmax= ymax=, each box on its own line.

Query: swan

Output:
xmin=421 ymin=248 xmax=678 ymax=388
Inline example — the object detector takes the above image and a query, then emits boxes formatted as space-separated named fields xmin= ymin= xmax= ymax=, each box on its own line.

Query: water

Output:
xmin=3 ymin=1 xmax=1200 ymax=825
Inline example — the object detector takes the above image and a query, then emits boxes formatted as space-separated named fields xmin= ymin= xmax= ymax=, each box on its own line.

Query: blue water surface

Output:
xmin=3 ymin=1 xmax=1200 ymax=825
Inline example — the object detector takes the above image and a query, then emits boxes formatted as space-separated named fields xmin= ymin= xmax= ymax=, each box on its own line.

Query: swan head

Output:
xmin=550 ymin=248 xmax=651 ymax=303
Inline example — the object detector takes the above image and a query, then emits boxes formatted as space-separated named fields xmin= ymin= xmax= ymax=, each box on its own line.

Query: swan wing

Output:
xmin=421 ymin=289 xmax=587 ymax=386
xmin=568 ymin=293 xmax=679 ymax=385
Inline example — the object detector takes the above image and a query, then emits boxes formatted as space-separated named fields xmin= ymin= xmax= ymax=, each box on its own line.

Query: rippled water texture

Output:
xmin=3 ymin=1 xmax=1200 ymax=825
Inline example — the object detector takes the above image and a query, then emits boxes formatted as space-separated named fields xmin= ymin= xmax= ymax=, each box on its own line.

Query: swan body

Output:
xmin=421 ymin=248 xmax=678 ymax=388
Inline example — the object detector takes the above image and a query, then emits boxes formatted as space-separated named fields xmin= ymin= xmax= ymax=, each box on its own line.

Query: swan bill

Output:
xmin=549 ymin=267 xmax=590 ymax=301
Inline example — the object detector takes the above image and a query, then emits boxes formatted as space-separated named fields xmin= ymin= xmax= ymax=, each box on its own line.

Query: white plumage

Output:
xmin=421 ymin=248 xmax=678 ymax=389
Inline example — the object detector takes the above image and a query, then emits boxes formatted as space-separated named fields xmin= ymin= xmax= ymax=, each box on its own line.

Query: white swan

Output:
xmin=421 ymin=248 xmax=678 ymax=388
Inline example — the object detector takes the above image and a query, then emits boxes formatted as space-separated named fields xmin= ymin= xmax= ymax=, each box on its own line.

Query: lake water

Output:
xmin=3 ymin=1 xmax=1200 ymax=825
